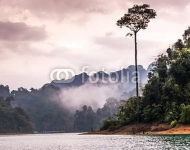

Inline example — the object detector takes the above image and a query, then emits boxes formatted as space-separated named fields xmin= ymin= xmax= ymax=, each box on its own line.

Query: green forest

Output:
xmin=0 ymin=84 xmax=119 ymax=133
xmin=0 ymin=96 xmax=32 ymax=133
xmin=101 ymin=27 xmax=190 ymax=131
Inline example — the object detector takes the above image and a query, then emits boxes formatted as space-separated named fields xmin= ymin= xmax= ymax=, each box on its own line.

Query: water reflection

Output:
xmin=0 ymin=133 xmax=190 ymax=150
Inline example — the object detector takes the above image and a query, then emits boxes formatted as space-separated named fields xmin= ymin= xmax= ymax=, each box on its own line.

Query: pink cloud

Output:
xmin=0 ymin=21 xmax=47 ymax=41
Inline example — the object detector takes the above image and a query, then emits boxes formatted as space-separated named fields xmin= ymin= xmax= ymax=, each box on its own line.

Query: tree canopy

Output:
xmin=183 ymin=26 xmax=190 ymax=48
xmin=117 ymin=4 xmax=156 ymax=33
xmin=0 ymin=96 xmax=33 ymax=133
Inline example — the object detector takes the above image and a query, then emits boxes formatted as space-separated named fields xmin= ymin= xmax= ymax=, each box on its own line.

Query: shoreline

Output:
xmin=84 ymin=123 xmax=190 ymax=135
xmin=2 ymin=124 xmax=190 ymax=136
xmin=0 ymin=132 xmax=33 ymax=136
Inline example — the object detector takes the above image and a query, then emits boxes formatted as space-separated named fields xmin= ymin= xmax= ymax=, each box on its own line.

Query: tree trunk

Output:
xmin=134 ymin=31 xmax=139 ymax=97
xmin=134 ymin=31 xmax=139 ymax=124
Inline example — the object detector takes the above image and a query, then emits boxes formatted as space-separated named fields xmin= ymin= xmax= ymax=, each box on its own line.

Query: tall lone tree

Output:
xmin=117 ymin=4 xmax=156 ymax=98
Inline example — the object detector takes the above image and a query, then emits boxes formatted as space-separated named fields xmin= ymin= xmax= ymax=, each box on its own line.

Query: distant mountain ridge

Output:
xmin=50 ymin=65 xmax=149 ymax=90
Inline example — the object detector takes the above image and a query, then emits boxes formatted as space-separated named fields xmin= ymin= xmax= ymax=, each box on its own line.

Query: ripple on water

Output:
xmin=0 ymin=133 xmax=190 ymax=150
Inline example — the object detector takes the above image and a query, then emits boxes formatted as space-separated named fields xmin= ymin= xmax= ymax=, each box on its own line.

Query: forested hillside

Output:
xmin=0 ymin=84 xmax=120 ymax=132
xmin=101 ymin=27 xmax=190 ymax=131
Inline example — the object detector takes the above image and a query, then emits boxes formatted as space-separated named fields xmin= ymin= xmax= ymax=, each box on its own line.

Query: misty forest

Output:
xmin=0 ymin=4 xmax=190 ymax=135
xmin=0 ymin=65 xmax=148 ymax=133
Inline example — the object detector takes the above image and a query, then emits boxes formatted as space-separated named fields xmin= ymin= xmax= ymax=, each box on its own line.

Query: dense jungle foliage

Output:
xmin=0 ymin=96 xmax=33 ymax=133
xmin=101 ymin=27 xmax=190 ymax=131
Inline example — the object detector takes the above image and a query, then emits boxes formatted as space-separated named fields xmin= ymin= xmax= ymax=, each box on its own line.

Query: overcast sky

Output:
xmin=0 ymin=0 xmax=190 ymax=90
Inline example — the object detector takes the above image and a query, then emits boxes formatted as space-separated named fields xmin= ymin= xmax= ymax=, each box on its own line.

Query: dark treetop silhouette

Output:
xmin=117 ymin=4 xmax=156 ymax=98
xmin=183 ymin=26 xmax=190 ymax=48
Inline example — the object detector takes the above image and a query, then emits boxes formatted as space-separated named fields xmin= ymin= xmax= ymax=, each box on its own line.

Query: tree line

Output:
xmin=0 ymin=84 xmax=119 ymax=133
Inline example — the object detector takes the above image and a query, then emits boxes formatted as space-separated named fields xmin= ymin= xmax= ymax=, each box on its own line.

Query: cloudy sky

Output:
xmin=0 ymin=0 xmax=190 ymax=90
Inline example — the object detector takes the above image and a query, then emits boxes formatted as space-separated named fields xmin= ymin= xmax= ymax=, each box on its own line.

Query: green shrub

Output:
xmin=170 ymin=120 xmax=177 ymax=128
xmin=179 ymin=105 xmax=190 ymax=123
xmin=100 ymin=120 xmax=120 ymax=131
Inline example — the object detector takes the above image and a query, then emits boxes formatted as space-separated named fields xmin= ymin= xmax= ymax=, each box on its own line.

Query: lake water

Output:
xmin=0 ymin=133 xmax=190 ymax=150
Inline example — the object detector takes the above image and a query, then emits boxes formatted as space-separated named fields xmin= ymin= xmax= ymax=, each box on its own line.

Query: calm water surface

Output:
xmin=0 ymin=133 xmax=190 ymax=150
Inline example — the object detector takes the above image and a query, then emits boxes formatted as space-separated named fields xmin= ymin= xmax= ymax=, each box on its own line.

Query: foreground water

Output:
xmin=0 ymin=133 xmax=190 ymax=150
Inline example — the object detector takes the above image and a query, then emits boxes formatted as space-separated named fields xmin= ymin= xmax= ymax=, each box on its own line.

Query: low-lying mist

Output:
xmin=59 ymin=82 xmax=120 ymax=111
xmin=58 ymin=81 xmax=140 ymax=112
